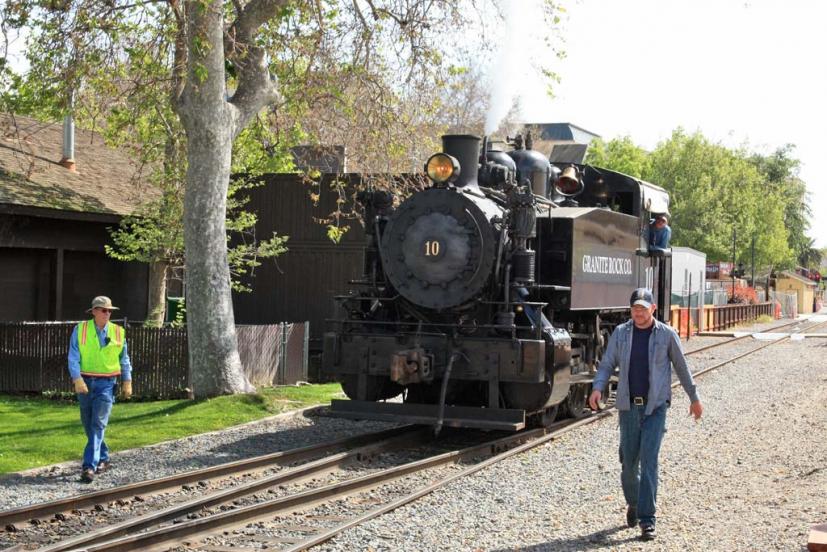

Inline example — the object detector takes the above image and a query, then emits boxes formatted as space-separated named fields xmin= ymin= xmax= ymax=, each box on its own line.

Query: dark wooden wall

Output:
xmin=0 ymin=210 xmax=148 ymax=322
xmin=232 ymin=174 xmax=365 ymax=347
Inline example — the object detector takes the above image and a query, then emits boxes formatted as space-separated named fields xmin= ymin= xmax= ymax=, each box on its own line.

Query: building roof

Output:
xmin=0 ymin=113 xmax=151 ymax=217
xmin=529 ymin=122 xmax=601 ymax=143
xmin=778 ymin=270 xmax=817 ymax=286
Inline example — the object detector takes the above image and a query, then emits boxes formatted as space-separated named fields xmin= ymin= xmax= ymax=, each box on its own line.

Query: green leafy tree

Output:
xmin=2 ymin=0 xmax=565 ymax=397
xmin=585 ymin=136 xmax=651 ymax=178
xmin=646 ymin=129 xmax=792 ymax=269
xmin=749 ymin=145 xmax=812 ymax=268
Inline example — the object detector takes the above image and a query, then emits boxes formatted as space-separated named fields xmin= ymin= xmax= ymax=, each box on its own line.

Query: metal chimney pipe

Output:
xmin=58 ymin=113 xmax=76 ymax=172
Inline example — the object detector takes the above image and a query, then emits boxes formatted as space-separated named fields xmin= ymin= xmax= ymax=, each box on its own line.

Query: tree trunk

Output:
xmin=182 ymin=117 xmax=253 ymax=397
xmin=145 ymin=261 xmax=168 ymax=327
xmin=178 ymin=0 xmax=254 ymax=398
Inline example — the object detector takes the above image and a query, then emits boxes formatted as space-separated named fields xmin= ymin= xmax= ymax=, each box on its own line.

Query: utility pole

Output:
xmin=729 ymin=224 xmax=735 ymax=303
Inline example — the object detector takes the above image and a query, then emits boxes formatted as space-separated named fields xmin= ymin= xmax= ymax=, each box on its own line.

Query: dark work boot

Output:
xmin=640 ymin=523 xmax=656 ymax=541
xmin=80 ymin=468 xmax=95 ymax=483
xmin=626 ymin=506 xmax=637 ymax=528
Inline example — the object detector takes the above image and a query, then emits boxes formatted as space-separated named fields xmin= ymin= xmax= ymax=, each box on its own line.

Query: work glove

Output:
xmin=121 ymin=380 xmax=133 ymax=399
xmin=73 ymin=378 xmax=88 ymax=394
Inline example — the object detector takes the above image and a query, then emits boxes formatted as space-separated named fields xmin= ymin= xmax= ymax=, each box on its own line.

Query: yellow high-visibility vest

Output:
xmin=77 ymin=320 xmax=125 ymax=377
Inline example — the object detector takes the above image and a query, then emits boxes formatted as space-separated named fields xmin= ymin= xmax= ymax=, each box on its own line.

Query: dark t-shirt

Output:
xmin=629 ymin=324 xmax=652 ymax=398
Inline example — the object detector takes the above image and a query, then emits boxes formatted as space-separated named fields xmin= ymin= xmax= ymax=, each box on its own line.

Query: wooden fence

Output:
xmin=0 ymin=321 xmax=308 ymax=398
xmin=670 ymin=302 xmax=774 ymax=338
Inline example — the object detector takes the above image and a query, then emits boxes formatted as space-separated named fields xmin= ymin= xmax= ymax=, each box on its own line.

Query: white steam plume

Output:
xmin=484 ymin=0 xmax=548 ymax=136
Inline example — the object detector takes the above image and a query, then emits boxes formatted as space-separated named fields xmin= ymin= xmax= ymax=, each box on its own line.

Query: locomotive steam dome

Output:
xmin=379 ymin=189 xmax=499 ymax=310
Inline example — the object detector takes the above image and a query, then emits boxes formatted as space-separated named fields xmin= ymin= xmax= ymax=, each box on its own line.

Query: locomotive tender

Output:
xmin=323 ymin=133 xmax=672 ymax=431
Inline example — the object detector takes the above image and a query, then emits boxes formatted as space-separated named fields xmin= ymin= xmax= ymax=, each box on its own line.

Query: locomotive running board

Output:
xmin=329 ymin=400 xmax=525 ymax=431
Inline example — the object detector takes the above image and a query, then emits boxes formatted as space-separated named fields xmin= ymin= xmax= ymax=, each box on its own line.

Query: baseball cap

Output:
xmin=630 ymin=288 xmax=654 ymax=308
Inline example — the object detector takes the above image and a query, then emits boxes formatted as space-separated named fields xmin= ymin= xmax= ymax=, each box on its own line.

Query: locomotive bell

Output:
xmin=555 ymin=165 xmax=584 ymax=197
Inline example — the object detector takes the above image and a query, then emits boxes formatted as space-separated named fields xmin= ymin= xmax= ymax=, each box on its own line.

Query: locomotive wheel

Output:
xmin=528 ymin=405 xmax=559 ymax=428
xmin=560 ymin=383 xmax=589 ymax=419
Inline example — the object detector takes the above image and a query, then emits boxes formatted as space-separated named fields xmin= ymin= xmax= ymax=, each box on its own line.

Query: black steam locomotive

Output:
xmin=323 ymin=134 xmax=672 ymax=431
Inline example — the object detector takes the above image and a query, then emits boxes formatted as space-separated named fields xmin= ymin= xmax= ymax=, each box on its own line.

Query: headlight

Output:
xmin=425 ymin=153 xmax=460 ymax=184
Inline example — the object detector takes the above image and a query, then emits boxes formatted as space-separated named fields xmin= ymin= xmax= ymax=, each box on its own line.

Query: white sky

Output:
xmin=517 ymin=0 xmax=826 ymax=248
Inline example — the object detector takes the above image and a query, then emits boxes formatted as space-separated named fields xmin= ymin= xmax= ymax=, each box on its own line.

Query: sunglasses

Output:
xmin=95 ymin=308 xmax=113 ymax=313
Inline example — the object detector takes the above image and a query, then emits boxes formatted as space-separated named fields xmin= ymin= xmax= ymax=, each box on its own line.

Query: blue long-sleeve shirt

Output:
xmin=593 ymin=318 xmax=698 ymax=414
xmin=68 ymin=323 xmax=132 ymax=381
xmin=649 ymin=224 xmax=672 ymax=250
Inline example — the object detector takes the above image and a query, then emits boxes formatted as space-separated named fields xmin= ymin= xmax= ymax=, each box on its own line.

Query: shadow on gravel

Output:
xmin=493 ymin=525 xmax=640 ymax=551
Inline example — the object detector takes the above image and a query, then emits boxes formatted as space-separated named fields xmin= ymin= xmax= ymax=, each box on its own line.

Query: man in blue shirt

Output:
xmin=649 ymin=214 xmax=671 ymax=252
xmin=68 ymin=296 xmax=133 ymax=483
xmin=589 ymin=288 xmax=702 ymax=541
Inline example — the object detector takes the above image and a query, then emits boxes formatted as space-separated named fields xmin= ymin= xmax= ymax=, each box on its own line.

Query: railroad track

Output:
xmin=3 ymin=317 xmax=824 ymax=552
xmin=684 ymin=316 xmax=823 ymax=355
xmin=0 ymin=425 xmax=425 ymax=528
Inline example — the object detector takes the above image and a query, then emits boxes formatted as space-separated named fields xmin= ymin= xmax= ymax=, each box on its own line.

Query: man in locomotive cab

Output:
xmin=588 ymin=288 xmax=703 ymax=541
xmin=648 ymin=213 xmax=671 ymax=252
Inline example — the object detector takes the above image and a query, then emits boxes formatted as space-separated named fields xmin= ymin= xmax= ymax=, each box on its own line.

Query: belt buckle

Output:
xmin=633 ymin=397 xmax=645 ymax=406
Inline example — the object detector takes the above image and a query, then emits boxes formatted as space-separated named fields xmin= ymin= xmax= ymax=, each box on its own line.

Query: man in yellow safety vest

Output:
xmin=68 ymin=296 xmax=133 ymax=483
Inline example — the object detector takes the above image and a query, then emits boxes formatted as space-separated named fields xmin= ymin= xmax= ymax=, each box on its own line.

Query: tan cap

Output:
xmin=86 ymin=296 xmax=120 ymax=313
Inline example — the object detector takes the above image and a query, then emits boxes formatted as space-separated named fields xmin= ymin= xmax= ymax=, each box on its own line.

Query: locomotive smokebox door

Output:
xmin=379 ymin=188 xmax=500 ymax=310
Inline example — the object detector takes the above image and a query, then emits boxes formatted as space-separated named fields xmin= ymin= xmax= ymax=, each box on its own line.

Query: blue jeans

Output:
xmin=618 ymin=403 xmax=667 ymax=526
xmin=77 ymin=377 xmax=116 ymax=470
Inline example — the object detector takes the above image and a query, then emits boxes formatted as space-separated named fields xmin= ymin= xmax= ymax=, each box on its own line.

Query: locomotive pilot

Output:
xmin=68 ymin=296 xmax=133 ymax=483
xmin=588 ymin=288 xmax=702 ymax=541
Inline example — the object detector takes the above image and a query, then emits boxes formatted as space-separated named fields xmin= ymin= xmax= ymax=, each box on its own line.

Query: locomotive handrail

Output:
xmin=333 ymin=294 xmax=401 ymax=302
xmin=325 ymin=318 xmax=541 ymax=333
xmin=527 ymin=284 xmax=572 ymax=291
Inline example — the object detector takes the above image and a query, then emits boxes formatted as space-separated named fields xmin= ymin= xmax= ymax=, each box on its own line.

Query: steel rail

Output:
xmin=689 ymin=318 xmax=827 ymax=379
xmin=0 ymin=425 xmax=420 ymax=527
xmin=36 ymin=427 xmax=433 ymax=552
xmin=685 ymin=317 xmax=816 ymax=355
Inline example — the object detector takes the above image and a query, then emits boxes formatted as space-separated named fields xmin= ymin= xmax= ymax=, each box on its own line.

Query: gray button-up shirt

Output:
xmin=593 ymin=318 xmax=699 ymax=415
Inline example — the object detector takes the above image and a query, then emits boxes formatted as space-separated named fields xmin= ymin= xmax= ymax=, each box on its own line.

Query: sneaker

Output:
xmin=626 ymin=506 xmax=637 ymax=528
xmin=96 ymin=460 xmax=111 ymax=473
xmin=80 ymin=468 xmax=95 ymax=483
xmin=640 ymin=523 xmax=656 ymax=541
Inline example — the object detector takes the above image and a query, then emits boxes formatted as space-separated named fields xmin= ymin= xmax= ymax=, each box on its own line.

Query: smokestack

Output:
xmin=58 ymin=113 xmax=76 ymax=172
xmin=441 ymin=134 xmax=480 ymax=189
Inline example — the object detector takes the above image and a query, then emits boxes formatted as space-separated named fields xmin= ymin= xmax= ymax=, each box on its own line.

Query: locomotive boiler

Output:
xmin=323 ymin=133 xmax=672 ymax=431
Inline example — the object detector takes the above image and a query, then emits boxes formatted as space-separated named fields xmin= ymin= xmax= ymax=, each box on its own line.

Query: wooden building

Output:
xmin=0 ymin=114 xmax=150 ymax=321
xmin=776 ymin=270 xmax=817 ymax=315
xmin=1 ymin=114 xmax=368 ymax=340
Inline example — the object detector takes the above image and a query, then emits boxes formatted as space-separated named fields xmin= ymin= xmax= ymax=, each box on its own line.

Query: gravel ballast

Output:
xmin=1 ymin=318 xmax=825 ymax=551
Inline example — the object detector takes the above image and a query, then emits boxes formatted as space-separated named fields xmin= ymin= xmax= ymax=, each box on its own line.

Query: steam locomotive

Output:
xmin=322 ymin=133 xmax=672 ymax=431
